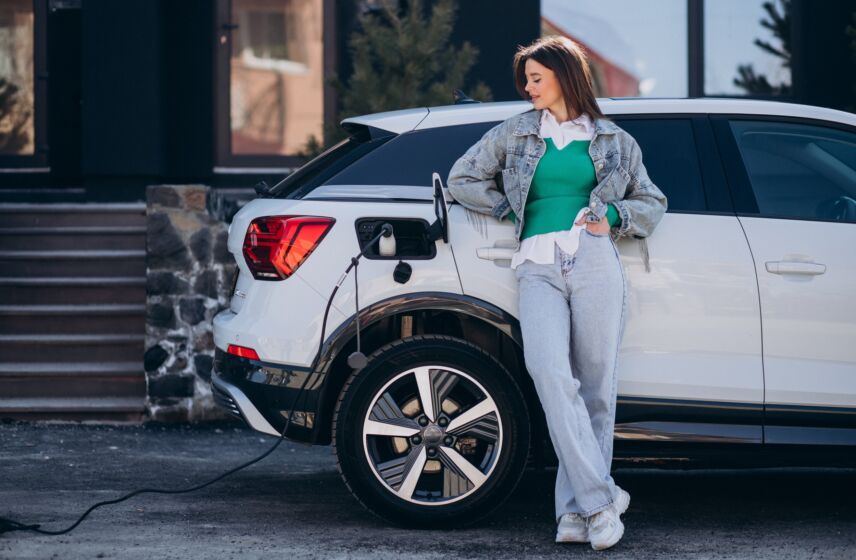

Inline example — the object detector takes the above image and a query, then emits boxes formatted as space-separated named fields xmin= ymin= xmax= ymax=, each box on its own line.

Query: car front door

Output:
xmin=714 ymin=116 xmax=856 ymax=444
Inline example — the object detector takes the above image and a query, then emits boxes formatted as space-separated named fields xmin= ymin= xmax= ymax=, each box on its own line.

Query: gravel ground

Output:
xmin=1 ymin=422 xmax=854 ymax=559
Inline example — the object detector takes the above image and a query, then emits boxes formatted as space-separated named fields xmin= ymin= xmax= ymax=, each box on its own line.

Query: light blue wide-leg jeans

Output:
xmin=515 ymin=230 xmax=627 ymax=521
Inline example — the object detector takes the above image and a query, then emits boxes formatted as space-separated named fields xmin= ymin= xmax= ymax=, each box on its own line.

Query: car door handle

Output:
xmin=476 ymin=247 xmax=516 ymax=261
xmin=476 ymin=240 xmax=518 ymax=262
xmin=765 ymin=261 xmax=826 ymax=275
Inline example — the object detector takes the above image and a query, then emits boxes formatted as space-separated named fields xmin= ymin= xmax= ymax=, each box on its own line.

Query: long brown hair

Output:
xmin=512 ymin=35 xmax=605 ymax=121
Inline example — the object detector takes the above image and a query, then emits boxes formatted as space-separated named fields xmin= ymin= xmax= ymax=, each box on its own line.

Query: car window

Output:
xmin=279 ymin=130 xmax=394 ymax=199
xmin=299 ymin=117 xmax=710 ymax=212
xmin=612 ymin=118 xmax=706 ymax=213
xmin=729 ymin=120 xmax=856 ymax=223
xmin=324 ymin=123 xmax=498 ymax=187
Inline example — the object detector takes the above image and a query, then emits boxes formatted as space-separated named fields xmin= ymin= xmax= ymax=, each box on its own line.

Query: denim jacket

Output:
xmin=447 ymin=108 xmax=667 ymax=271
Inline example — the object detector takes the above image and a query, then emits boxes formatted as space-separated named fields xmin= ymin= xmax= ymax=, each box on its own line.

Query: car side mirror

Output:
xmin=427 ymin=172 xmax=449 ymax=243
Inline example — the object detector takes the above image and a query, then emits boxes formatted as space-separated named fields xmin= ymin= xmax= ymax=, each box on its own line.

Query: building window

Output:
xmin=704 ymin=0 xmax=792 ymax=97
xmin=540 ymin=0 xmax=688 ymax=97
xmin=216 ymin=0 xmax=327 ymax=169
xmin=0 ymin=0 xmax=35 ymax=156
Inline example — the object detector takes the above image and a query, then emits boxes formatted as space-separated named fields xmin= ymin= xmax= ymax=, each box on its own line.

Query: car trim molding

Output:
xmin=211 ymin=374 xmax=280 ymax=437
xmin=312 ymin=291 xmax=523 ymax=375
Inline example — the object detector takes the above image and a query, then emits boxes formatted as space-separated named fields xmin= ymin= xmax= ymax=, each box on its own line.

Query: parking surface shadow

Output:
xmin=1 ymin=423 xmax=854 ymax=559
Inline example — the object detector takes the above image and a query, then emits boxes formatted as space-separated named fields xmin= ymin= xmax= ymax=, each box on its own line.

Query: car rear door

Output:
xmin=713 ymin=116 xmax=856 ymax=443
xmin=451 ymin=115 xmax=765 ymax=442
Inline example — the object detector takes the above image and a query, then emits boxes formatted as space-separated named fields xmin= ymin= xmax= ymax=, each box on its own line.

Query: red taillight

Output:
xmin=227 ymin=344 xmax=260 ymax=360
xmin=242 ymin=215 xmax=335 ymax=280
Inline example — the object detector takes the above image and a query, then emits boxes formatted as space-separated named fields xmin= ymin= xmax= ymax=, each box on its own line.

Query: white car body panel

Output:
xmin=738 ymin=217 xmax=856 ymax=409
xmin=450 ymin=209 xmax=764 ymax=406
xmin=615 ymin=214 xmax=762 ymax=405
xmin=222 ymin=195 xmax=462 ymax=366
xmin=342 ymin=106 xmax=429 ymax=133
xmin=344 ymin=98 xmax=856 ymax=134
xmin=446 ymin=205 xmax=518 ymax=314
xmin=305 ymin=184 xmax=434 ymax=201
xmin=213 ymin=270 xmax=345 ymax=366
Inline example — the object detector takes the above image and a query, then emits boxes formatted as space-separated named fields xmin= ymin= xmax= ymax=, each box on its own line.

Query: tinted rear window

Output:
xmin=276 ymin=133 xmax=393 ymax=199
xmin=613 ymin=118 xmax=706 ymax=213
xmin=324 ymin=123 xmax=498 ymax=187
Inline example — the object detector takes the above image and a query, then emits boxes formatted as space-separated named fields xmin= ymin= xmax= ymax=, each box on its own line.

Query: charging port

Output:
xmin=355 ymin=218 xmax=437 ymax=260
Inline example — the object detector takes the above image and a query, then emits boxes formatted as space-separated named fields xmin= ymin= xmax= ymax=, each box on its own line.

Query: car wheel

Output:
xmin=333 ymin=334 xmax=530 ymax=528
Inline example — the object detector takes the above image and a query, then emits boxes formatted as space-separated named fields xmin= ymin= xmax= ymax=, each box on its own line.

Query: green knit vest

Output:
xmin=519 ymin=138 xmax=617 ymax=240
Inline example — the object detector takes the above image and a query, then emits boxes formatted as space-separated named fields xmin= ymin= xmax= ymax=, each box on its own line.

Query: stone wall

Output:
xmin=144 ymin=184 xmax=238 ymax=422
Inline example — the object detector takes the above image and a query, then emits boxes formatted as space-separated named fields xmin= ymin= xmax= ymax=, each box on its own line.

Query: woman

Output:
xmin=446 ymin=36 xmax=667 ymax=550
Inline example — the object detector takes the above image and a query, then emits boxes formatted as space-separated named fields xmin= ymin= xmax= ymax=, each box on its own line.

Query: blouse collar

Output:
xmin=542 ymin=108 xmax=592 ymax=129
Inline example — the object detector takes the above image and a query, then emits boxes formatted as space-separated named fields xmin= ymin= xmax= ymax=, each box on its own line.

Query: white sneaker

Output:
xmin=615 ymin=486 xmax=631 ymax=516
xmin=555 ymin=488 xmax=629 ymax=544
xmin=586 ymin=507 xmax=624 ymax=551
xmin=555 ymin=512 xmax=587 ymax=543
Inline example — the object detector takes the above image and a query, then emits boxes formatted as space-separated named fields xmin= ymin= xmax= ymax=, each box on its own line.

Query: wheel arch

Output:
xmin=312 ymin=292 xmax=545 ymax=452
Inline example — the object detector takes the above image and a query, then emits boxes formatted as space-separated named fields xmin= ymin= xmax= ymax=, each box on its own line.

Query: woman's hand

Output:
xmin=574 ymin=213 xmax=610 ymax=236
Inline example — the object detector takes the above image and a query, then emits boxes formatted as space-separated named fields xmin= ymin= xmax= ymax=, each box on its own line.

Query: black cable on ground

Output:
xmin=0 ymin=375 xmax=307 ymax=536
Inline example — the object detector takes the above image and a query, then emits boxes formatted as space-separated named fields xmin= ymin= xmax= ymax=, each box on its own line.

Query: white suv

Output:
xmin=212 ymin=98 xmax=856 ymax=527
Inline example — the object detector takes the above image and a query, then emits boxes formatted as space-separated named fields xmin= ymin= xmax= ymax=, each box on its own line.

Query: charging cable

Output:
xmin=0 ymin=372 xmax=311 ymax=536
xmin=315 ymin=223 xmax=392 ymax=371
xmin=0 ymin=224 xmax=393 ymax=536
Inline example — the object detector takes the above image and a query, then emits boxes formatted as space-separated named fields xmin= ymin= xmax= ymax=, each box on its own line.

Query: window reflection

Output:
xmin=705 ymin=0 xmax=792 ymax=96
xmin=540 ymin=0 xmax=687 ymax=97
xmin=0 ymin=0 xmax=34 ymax=156
xmin=730 ymin=121 xmax=856 ymax=222
xmin=230 ymin=0 xmax=323 ymax=156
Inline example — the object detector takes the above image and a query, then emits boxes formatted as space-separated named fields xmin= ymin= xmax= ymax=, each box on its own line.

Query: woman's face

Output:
xmin=524 ymin=58 xmax=565 ymax=117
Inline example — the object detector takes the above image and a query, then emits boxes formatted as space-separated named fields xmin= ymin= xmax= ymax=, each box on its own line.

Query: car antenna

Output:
xmin=453 ymin=89 xmax=480 ymax=104
xmin=254 ymin=180 xmax=273 ymax=198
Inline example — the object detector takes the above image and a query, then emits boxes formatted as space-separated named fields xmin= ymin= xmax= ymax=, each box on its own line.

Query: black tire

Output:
xmin=333 ymin=335 xmax=530 ymax=528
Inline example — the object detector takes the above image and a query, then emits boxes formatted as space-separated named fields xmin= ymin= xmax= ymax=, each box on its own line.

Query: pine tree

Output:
xmin=300 ymin=0 xmax=492 ymax=158
xmin=734 ymin=0 xmax=792 ymax=96
xmin=0 ymin=78 xmax=32 ymax=154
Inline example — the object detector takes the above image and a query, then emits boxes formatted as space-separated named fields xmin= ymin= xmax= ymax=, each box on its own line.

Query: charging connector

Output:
xmin=378 ymin=222 xmax=396 ymax=257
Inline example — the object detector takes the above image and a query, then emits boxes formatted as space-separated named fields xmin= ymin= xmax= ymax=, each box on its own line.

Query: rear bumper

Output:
xmin=211 ymin=347 xmax=324 ymax=443
xmin=211 ymin=374 xmax=280 ymax=437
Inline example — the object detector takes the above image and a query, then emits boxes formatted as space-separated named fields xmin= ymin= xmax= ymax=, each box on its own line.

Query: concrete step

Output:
xmin=0 ymin=304 xmax=146 ymax=334
xmin=0 ymin=249 xmax=146 ymax=279
xmin=0 ymin=203 xmax=146 ymax=228
xmin=0 ymin=202 xmax=149 ymax=422
xmin=0 ymin=226 xmax=146 ymax=251
xmin=0 ymin=333 xmax=145 ymax=363
xmin=0 ymin=397 xmax=145 ymax=422
xmin=0 ymin=187 xmax=86 ymax=203
xmin=0 ymin=277 xmax=146 ymax=304
xmin=0 ymin=361 xmax=143 ymax=376
xmin=0 ymin=362 xmax=146 ymax=399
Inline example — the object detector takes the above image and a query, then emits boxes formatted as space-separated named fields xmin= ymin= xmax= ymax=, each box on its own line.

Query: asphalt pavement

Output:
xmin=1 ymin=422 xmax=854 ymax=559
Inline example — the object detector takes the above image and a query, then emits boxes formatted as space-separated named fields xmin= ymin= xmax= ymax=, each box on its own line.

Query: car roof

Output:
xmin=341 ymin=98 xmax=856 ymax=134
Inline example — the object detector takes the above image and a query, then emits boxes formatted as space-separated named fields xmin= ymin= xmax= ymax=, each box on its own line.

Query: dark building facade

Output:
xmin=0 ymin=0 xmax=540 ymax=202
xmin=1 ymin=0 xmax=853 ymax=202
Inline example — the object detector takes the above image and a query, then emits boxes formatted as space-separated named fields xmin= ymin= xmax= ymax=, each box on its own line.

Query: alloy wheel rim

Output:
xmin=362 ymin=365 xmax=503 ymax=505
